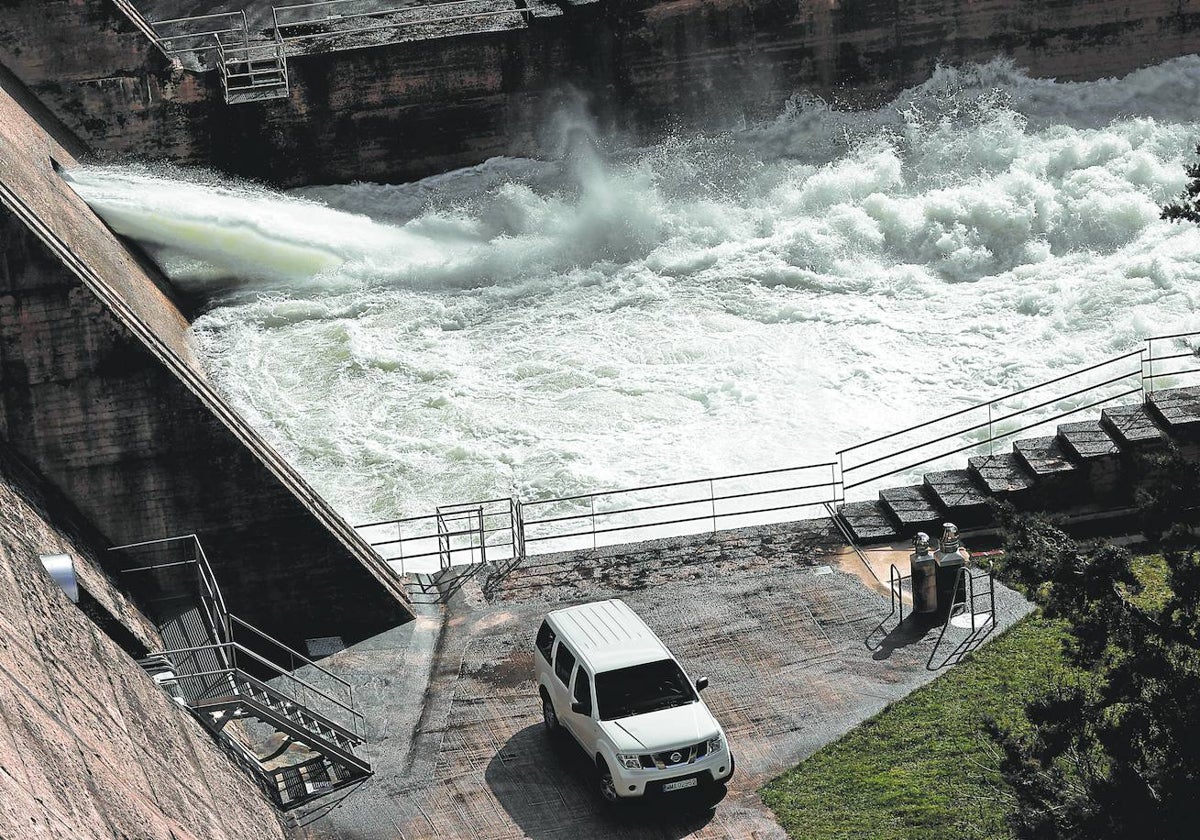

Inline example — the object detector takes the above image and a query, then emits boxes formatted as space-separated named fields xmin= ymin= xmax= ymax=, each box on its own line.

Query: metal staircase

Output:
xmin=114 ymin=536 xmax=369 ymax=810
xmin=215 ymin=32 xmax=290 ymax=104
xmin=110 ymin=5 xmax=289 ymax=104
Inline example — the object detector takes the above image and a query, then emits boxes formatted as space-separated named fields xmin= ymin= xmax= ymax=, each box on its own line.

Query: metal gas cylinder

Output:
xmin=909 ymin=532 xmax=937 ymax=613
xmin=934 ymin=522 xmax=970 ymax=618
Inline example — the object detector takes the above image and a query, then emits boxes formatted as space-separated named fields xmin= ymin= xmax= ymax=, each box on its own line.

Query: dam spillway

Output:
xmin=59 ymin=58 xmax=1200 ymax=534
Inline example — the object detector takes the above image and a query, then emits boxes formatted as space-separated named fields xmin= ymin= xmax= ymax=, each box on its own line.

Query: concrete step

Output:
xmin=967 ymin=453 xmax=1036 ymax=494
xmin=837 ymin=500 xmax=898 ymax=544
xmin=1057 ymin=420 xmax=1120 ymax=460
xmin=878 ymin=484 xmax=942 ymax=533
xmin=923 ymin=469 xmax=992 ymax=526
xmin=1101 ymin=402 xmax=1168 ymax=448
xmin=1013 ymin=436 xmax=1076 ymax=476
xmin=1147 ymin=385 xmax=1200 ymax=438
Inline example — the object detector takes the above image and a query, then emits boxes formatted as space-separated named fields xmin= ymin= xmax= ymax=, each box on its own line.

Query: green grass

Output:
xmin=1129 ymin=553 xmax=1170 ymax=610
xmin=761 ymin=553 xmax=1177 ymax=839
xmin=760 ymin=615 xmax=1080 ymax=840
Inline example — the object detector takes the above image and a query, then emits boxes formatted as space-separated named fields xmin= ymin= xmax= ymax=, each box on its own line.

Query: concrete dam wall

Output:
xmin=0 ymin=71 xmax=413 ymax=650
xmin=2 ymin=0 xmax=1199 ymax=186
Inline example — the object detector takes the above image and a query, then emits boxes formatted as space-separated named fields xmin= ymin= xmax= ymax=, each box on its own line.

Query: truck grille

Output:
xmin=643 ymin=740 xmax=708 ymax=769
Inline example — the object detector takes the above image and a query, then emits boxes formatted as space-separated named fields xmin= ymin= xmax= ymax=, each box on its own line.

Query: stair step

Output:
xmin=966 ymin=453 xmax=1036 ymax=494
xmin=1013 ymin=436 xmax=1076 ymax=476
xmin=1147 ymin=385 xmax=1200 ymax=436
xmin=1057 ymin=420 xmax=1120 ymax=459
xmin=878 ymin=484 xmax=942 ymax=530
xmin=1101 ymin=403 xmax=1167 ymax=448
xmin=923 ymin=470 xmax=992 ymax=525
xmin=837 ymin=500 xmax=898 ymax=544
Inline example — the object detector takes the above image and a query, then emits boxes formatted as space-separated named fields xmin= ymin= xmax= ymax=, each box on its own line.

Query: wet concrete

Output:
xmin=294 ymin=523 xmax=1030 ymax=839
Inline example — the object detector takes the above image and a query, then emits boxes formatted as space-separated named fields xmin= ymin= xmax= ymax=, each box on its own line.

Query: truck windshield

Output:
xmin=594 ymin=659 xmax=697 ymax=720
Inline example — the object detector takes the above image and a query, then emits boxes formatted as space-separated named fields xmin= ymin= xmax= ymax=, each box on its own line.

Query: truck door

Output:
xmin=566 ymin=664 xmax=596 ymax=749
xmin=551 ymin=642 xmax=578 ymax=737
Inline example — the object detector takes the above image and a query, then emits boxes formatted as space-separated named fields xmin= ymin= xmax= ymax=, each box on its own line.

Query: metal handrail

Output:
xmin=847 ymin=385 xmax=1143 ymax=492
xmin=228 ymin=615 xmax=353 ymax=691
xmin=840 ymin=350 xmax=1142 ymax=457
xmin=523 ymin=495 xmax=841 ymax=544
xmin=361 ymin=331 xmax=1200 ymax=578
xmin=158 ymin=640 xmax=363 ymax=726
xmin=526 ymin=462 xmax=838 ymax=507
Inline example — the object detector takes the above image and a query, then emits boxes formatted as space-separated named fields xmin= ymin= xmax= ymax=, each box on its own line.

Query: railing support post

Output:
xmin=709 ymin=479 xmax=717 ymax=532
xmin=987 ymin=402 xmax=994 ymax=456
xmin=1145 ymin=339 xmax=1153 ymax=400
xmin=590 ymin=497 xmax=597 ymax=551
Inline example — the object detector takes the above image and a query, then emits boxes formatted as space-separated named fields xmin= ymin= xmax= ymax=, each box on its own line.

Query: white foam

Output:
xmin=68 ymin=57 xmax=1200 ymax=530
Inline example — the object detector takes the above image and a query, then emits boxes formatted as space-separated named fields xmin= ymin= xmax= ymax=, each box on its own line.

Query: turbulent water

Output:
xmin=67 ymin=58 xmax=1200 ymax=527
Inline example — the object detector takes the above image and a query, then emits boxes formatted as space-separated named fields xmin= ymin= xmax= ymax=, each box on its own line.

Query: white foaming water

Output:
xmin=68 ymin=58 xmax=1200 ymax=529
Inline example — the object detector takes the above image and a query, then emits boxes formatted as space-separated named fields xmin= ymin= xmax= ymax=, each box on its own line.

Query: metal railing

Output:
xmin=270 ymin=0 xmax=529 ymax=47
xmin=838 ymin=349 xmax=1145 ymax=499
xmin=520 ymin=462 xmax=840 ymax=556
xmin=358 ymin=497 xmax=518 ymax=576
xmin=358 ymin=331 xmax=1200 ymax=577
xmin=1144 ymin=330 xmax=1200 ymax=395
xmin=838 ymin=331 xmax=1200 ymax=500
xmin=112 ymin=535 xmax=363 ymax=738
xmin=927 ymin=564 xmax=996 ymax=670
xmin=155 ymin=632 xmax=364 ymax=740
xmin=112 ymin=534 xmax=231 ymax=660
xmin=150 ymin=10 xmax=251 ymax=59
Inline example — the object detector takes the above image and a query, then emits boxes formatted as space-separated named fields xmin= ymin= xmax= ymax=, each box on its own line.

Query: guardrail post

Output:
xmin=590 ymin=497 xmax=597 ymax=551
xmin=709 ymin=479 xmax=717 ymax=532
xmin=988 ymin=403 xmax=998 ymax=456
xmin=1145 ymin=339 xmax=1153 ymax=399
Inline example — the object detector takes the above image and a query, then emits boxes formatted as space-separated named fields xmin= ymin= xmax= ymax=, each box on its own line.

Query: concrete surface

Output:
xmin=0 ymin=438 xmax=288 ymax=840
xmin=297 ymin=521 xmax=1030 ymax=839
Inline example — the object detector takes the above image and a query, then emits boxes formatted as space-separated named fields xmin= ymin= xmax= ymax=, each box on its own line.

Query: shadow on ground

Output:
xmin=486 ymin=724 xmax=721 ymax=840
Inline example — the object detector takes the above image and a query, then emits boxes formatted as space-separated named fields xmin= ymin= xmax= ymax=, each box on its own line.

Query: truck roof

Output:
xmin=546 ymin=598 xmax=672 ymax=674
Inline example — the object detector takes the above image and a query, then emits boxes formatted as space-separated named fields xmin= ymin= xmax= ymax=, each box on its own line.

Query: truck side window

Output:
xmin=536 ymin=621 xmax=555 ymax=664
xmin=554 ymin=644 xmax=576 ymax=686
xmin=572 ymin=666 xmax=592 ymax=716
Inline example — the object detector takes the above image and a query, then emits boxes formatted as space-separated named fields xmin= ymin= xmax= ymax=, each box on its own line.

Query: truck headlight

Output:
xmin=706 ymin=735 xmax=723 ymax=754
xmin=616 ymin=753 xmax=642 ymax=770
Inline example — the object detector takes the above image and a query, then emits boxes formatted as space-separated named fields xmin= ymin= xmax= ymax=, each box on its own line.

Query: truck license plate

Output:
xmin=663 ymin=778 xmax=698 ymax=792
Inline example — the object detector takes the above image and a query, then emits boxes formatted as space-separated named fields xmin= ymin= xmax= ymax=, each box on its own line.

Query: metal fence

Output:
xmin=358 ymin=330 xmax=1200 ymax=573
xmin=837 ymin=349 xmax=1145 ymax=499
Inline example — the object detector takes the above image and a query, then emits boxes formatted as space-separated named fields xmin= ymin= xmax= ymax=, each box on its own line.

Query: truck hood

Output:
xmin=601 ymin=702 xmax=720 ymax=752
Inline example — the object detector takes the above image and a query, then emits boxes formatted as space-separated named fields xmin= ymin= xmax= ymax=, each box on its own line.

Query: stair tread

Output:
xmin=878 ymin=484 xmax=942 ymax=526
xmin=1057 ymin=420 xmax=1121 ymax=459
xmin=1148 ymin=385 xmax=1200 ymax=432
xmin=838 ymin=500 xmax=898 ymax=543
xmin=966 ymin=453 xmax=1036 ymax=494
xmin=924 ymin=469 xmax=991 ymax=509
xmin=1102 ymin=403 xmax=1167 ymax=446
xmin=1013 ymin=436 xmax=1077 ymax=475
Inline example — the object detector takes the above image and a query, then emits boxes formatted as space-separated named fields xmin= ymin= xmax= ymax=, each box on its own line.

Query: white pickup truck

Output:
xmin=533 ymin=598 xmax=734 ymax=803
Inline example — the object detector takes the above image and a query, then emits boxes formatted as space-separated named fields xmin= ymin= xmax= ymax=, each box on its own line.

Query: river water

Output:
xmin=67 ymin=58 xmax=1200 ymax=530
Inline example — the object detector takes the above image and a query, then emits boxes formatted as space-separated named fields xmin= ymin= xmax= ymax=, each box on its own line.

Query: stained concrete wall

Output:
xmin=0 ymin=450 xmax=289 ymax=840
xmin=0 ymin=73 xmax=413 ymax=651
xmin=3 ymin=0 xmax=1200 ymax=186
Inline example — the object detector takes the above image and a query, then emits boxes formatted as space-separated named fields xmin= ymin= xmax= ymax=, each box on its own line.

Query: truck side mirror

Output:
xmin=571 ymin=701 xmax=587 ymax=714
xmin=695 ymin=677 xmax=709 ymax=691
